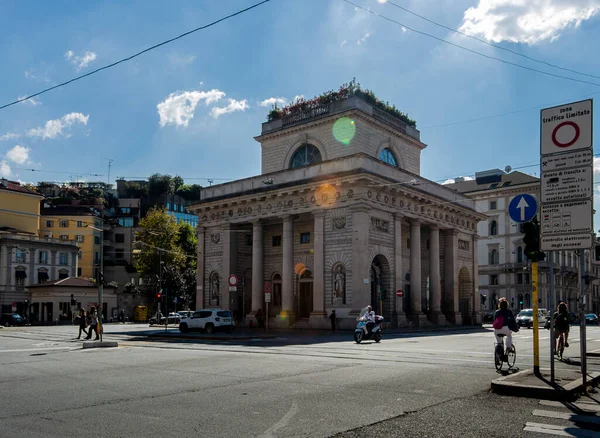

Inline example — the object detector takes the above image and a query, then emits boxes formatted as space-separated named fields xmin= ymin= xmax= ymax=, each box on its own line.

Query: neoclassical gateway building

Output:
xmin=190 ymin=90 xmax=485 ymax=329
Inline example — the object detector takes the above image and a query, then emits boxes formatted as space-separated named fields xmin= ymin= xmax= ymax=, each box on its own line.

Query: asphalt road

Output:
xmin=1 ymin=323 xmax=600 ymax=437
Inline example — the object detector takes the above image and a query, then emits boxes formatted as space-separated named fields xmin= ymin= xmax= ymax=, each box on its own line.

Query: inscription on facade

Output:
xmin=325 ymin=238 xmax=352 ymax=246
xmin=458 ymin=240 xmax=470 ymax=251
xmin=371 ymin=218 xmax=389 ymax=233
xmin=205 ymin=251 xmax=223 ymax=257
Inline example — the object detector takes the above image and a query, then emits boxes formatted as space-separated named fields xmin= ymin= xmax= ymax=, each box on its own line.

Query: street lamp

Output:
xmin=86 ymin=224 xmax=104 ymax=341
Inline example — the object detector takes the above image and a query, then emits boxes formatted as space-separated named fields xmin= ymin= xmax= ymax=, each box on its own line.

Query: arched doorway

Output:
xmin=458 ymin=267 xmax=472 ymax=325
xmin=270 ymin=274 xmax=282 ymax=317
xmin=298 ymin=270 xmax=313 ymax=318
xmin=370 ymin=255 xmax=391 ymax=319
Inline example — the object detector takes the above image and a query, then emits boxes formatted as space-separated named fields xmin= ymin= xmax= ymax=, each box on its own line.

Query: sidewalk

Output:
xmin=491 ymin=368 xmax=600 ymax=401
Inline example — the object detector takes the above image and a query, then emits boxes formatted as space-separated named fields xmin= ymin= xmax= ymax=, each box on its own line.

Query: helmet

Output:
xmin=367 ymin=305 xmax=372 ymax=311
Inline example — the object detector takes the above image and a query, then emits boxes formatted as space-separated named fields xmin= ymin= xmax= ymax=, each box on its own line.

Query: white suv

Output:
xmin=179 ymin=309 xmax=234 ymax=334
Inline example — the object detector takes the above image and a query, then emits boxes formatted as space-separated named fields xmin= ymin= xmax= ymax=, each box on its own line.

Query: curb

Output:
xmin=146 ymin=333 xmax=278 ymax=341
xmin=82 ymin=341 xmax=119 ymax=349
xmin=491 ymin=369 xmax=600 ymax=401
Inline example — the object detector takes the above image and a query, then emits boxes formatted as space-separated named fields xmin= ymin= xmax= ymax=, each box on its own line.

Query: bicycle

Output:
xmin=494 ymin=334 xmax=516 ymax=371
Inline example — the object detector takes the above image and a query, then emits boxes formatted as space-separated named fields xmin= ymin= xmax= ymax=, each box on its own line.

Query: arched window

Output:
xmin=489 ymin=249 xmax=498 ymax=265
xmin=517 ymin=246 xmax=523 ymax=263
xmin=379 ymin=148 xmax=398 ymax=167
xmin=490 ymin=220 xmax=498 ymax=236
xmin=289 ymin=144 xmax=322 ymax=169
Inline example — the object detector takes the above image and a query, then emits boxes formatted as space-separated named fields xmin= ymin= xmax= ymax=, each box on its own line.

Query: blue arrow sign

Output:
xmin=509 ymin=194 xmax=537 ymax=223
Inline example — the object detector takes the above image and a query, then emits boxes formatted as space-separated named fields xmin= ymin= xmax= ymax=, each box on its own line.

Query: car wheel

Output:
xmin=179 ymin=323 xmax=189 ymax=333
xmin=205 ymin=323 xmax=214 ymax=334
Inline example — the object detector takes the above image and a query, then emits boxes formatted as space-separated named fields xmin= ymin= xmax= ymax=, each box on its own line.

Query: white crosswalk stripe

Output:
xmin=523 ymin=400 xmax=600 ymax=437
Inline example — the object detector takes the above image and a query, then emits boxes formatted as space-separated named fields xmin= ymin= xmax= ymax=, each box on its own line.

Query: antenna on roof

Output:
xmin=505 ymin=165 xmax=512 ymax=173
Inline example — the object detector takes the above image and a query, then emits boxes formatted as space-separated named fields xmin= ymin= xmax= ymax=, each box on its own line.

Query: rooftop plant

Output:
xmin=267 ymin=78 xmax=417 ymax=128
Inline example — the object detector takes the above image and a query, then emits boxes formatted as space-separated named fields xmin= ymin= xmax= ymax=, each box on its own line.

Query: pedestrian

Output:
xmin=329 ymin=310 xmax=337 ymax=332
xmin=76 ymin=309 xmax=89 ymax=339
xmin=85 ymin=307 xmax=100 ymax=340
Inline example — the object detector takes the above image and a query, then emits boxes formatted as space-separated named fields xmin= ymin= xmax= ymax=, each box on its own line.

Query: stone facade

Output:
xmin=190 ymin=95 xmax=486 ymax=329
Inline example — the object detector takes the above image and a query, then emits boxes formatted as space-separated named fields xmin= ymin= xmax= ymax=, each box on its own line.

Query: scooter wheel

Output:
xmin=374 ymin=333 xmax=382 ymax=343
xmin=354 ymin=332 xmax=363 ymax=343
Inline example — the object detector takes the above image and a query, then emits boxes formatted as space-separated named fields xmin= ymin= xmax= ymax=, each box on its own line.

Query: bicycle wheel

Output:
xmin=494 ymin=345 xmax=504 ymax=371
xmin=507 ymin=345 xmax=516 ymax=368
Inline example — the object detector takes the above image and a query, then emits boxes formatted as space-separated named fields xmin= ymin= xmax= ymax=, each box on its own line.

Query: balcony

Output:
xmin=0 ymin=233 xmax=77 ymax=246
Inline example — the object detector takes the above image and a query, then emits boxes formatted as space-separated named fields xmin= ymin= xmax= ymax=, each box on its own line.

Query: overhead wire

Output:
xmin=343 ymin=0 xmax=600 ymax=88
xmin=0 ymin=0 xmax=273 ymax=110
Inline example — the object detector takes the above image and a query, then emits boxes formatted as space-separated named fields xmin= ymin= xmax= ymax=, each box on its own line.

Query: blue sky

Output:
xmin=1 ymin=0 xmax=600 ymax=224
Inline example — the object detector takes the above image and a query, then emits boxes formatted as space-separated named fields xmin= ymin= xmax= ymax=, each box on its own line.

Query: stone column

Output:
xmin=310 ymin=212 xmax=327 ymax=328
xmin=409 ymin=220 xmax=428 ymax=326
xmin=472 ymin=234 xmax=481 ymax=324
xmin=250 ymin=220 xmax=264 ymax=319
xmin=444 ymin=230 xmax=462 ymax=325
xmin=351 ymin=207 xmax=370 ymax=317
xmin=222 ymin=225 xmax=236 ymax=310
xmin=428 ymin=225 xmax=444 ymax=325
xmin=281 ymin=216 xmax=295 ymax=325
xmin=196 ymin=228 xmax=205 ymax=309
xmin=394 ymin=214 xmax=407 ymax=328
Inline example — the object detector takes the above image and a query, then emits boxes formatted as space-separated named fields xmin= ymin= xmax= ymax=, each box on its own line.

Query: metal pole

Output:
xmin=532 ymin=261 xmax=540 ymax=376
xmin=266 ymin=301 xmax=269 ymax=333
xmin=549 ymin=251 xmax=555 ymax=383
xmin=579 ymin=249 xmax=587 ymax=392
xmin=98 ymin=227 xmax=104 ymax=342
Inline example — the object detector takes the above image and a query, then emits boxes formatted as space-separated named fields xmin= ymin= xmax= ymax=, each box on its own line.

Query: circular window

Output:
xmin=289 ymin=144 xmax=322 ymax=169
xmin=379 ymin=148 xmax=398 ymax=167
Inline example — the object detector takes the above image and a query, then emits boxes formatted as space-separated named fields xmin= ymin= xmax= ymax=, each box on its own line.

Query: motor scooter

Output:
xmin=354 ymin=315 xmax=384 ymax=343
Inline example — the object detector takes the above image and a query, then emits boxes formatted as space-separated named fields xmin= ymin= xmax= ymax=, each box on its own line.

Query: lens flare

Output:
xmin=315 ymin=183 xmax=338 ymax=207
xmin=333 ymin=117 xmax=356 ymax=145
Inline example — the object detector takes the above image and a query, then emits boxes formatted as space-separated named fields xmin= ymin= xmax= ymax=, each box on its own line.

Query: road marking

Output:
xmin=0 ymin=346 xmax=77 ymax=353
xmin=533 ymin=409 xmax=600 ymax=425
xmin=524 ymin=421 xmax=598 ymax=437
xmin=258 ymin=402 xmax=298 ymax=438
xmin=540 ymin=400 xmax=600 ymax=413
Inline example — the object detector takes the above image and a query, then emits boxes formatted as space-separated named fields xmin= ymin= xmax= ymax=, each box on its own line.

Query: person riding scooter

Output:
xmin=365 ymin=305 xmax=375 ymax=334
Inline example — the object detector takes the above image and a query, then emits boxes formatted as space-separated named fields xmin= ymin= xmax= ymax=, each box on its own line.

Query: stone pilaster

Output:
xmin=428 ymin=225 xmax=444 ymax=325
xmin=444 ymin=230 xmax=461 ymax=325
xmin=472 ymin=234 xmax=482 ymax=324
xmin=394 ymin=214 xmax=407 ymax=328
xmin=248 ymin=220 xmax=264 ymax=326
xmin=350 ymin=206 xmax=370 ymax=316
xmin=410 ymin=220 xmax=429 ymax=327
xmin=196 ymin=228 xmax=205 ymax=309
xmin=280 ymin=215 xmax=295 ymax=326
xmin=310 ymin=211 xmax=328 ymax=328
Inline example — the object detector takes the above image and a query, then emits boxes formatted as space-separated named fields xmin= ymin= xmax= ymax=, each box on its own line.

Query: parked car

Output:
xmin=179 ymin=309 xmax=234 ymax=334
xmin=177 ymin=311 xmax=193 ymax=320
xmin=585 ymin=313 xmax=599 ymax=325
xmin=515 ymin=309 xmax=546 ymax=328
xmin=0 ymin=313 xmax=25 ymax=327
xmin=482 ymin=311 xmax=494 ymax=323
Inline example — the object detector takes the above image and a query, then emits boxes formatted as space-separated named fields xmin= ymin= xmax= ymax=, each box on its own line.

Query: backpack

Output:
xmin=493 ymin=314 xmax=504 ymax=329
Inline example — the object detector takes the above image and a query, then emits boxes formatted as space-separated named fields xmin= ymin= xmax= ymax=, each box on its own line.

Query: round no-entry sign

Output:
xmin=228 ymin=274 xmax=238 ymax=287
xmin=552 ymin=121 xmax=580 ymax=148
xmin=396 ymin=290 xmax=403 ymax=297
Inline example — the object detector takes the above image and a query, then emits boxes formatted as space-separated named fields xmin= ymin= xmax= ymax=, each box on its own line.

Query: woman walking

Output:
xmin=85 ymin=307 xmax=100 ymax=340
xmin=76 ymin=309 xmax=89 ymax=339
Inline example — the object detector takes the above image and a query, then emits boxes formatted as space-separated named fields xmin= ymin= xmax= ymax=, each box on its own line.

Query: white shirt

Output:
xmin=366 ymin=311 xmax=375 ymax=322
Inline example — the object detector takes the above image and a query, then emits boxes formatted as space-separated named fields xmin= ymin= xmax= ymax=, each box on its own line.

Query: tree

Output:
xmin=133 ymin=208 xmax=184 ymax=286
xmin=172 ymin=175 xmax=184 ymax=193
xmin=148 ymin=173 xmax=174 ymax=198
xmin=177 ymin=223 xmax=197 ymax=310
xmin=175 ymin=184 xmax=202 ymax=202
xmin=124 ymin=181 xmax=149 ymax=198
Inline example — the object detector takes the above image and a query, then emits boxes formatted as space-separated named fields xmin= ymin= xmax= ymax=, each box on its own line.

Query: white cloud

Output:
xmin=65 ymin=50 xmax=98 ymax=70
xmin=0 ymin=160 xmax=10 ymax=177
xmin=5 ymin=145 xmax=30 ymax=164
xmin=169 ymin=53 xmax=197 ymax=65
xmin=357 ymin=31 xmax=371 ymax=45
xmin=24 ymin=70 xmax=35 ymax=80
xmin=459 ymin=0 xmax=600 ymax=44
xmin=28 ymin=112 xmax=90 ymax=139
xmin=157 ymin=89 xmax=226 ymax=127
xmin=442 ymin=176 xmax=475 ymax=185
xmin=402 ymin=26 xmax=407 ymax=33
xmin=210 ymin=99 xmax=249 ymax=119
xmin=17 ymin=95 xmax=41 ymax=106
xmin=293 ymin=95 xmax=304 ymax=102
xmin=0 ymin=133 xmax=20 ymax=141
xmin=594 ymin=157 xmax=600 ymax=173
xmin=340 ymin=40 xmax=348 ymax=47
xmin=259 ymin=97 xmax=288 ymax=107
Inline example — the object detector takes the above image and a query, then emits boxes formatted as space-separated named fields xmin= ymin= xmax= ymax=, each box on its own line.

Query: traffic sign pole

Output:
xmin=532 ymin=261 xmax=540 ymax=376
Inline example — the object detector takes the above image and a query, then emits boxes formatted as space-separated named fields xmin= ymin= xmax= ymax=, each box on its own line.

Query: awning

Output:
xmin=38 ymin=272 xmax=49 ymax=282
xmin=15 ymin=270 xmax=27 ymax=279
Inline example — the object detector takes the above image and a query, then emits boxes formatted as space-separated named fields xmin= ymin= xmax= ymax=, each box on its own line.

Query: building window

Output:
xmin=115 ymin=249 xmax=125 ymax=259
xmin=115 ymin=234 xmax=125 ymax=243
xmin=77 ymin=220 xmax=83 ymax=228
xmin=94 ymin=252 xmax=100 ymax=264
xmin=289 ymin=144 xmax=322 ymax=169
xmin=517 ymin=273 xmax=523 ymax=284
xmin=490 ymin=220 xmax=498 ymax=236
xmin=60 ymin=235 xmax=69 ymax=241
xmin=490 ymin=275 xmax=499 ymax=285
xmin=60 ymin=220 xmax=69 ymax=228
xmin=490 ymin=201 xmax=497 ymax=210
xmin=77 ymin=267 xmax=82 ymax=276
xmin=46 ymin=220 xmax=54 ymax=228
xmin=272 ymin=236 xmax=282 ymax=247
xmin=75 ymin=235 xmax=84 ymax=243
xmin=180 ymin=205 xmax=185 ymax=213
xmin=59 ymin=253 xmax=68 ymax=265
xmin=58 ymin=270 xmax=68 ymax=280
xmin=174 ymin=204 xmax=178 ymax=212
xmin=166 ymin=202 xmax=171 ymax=210
xmin=517 ymin=246 xmax=523 ymax=263
xmin=15 ymin=269 xmax=27 ymax=286
xmin=524 ymin=273 xmax=530 ymax=284
xmin=300 ymin=232 xmax=311 ymax=244
xmin=38 ymin=271 xmax=49 ymax=283
xmin=118 ymin=218 xmax=134 ymax=227
xmin=489 ymin=249 xmax=499 ymax=265
xmin=78 ymin=251 xmax=82 ymax=260
xmin=379 ymin=148 xmax=398 ymax=167
xmin=120 ymin=207 xmax=131 ymax=214
xmin=15 ymin=249 xmax=26 ymax=263
xmin=245 ymin=234 xmax=252 ymax=246
xmin=39 ymin=251 xmax=48 ymax=264
xmin=94 ymin=236 xmax=101 ymax=245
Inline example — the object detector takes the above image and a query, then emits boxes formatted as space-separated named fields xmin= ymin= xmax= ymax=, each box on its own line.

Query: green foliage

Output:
xmin=266 ymin=78 xmax=417 ymax=128
xmin=148 ymin=173 xmax=175 ymax=198
xmin=175 ymin=184 xmax=202 ymax=202
xmin=124 ymin=181 xmax=149 ymax=198
xmin=172 ymin=175 xmax=184 ymax=193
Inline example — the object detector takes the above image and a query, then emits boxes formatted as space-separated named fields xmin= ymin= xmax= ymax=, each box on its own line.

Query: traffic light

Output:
xmin=595 ymin=245 xmax=600 ymax=262
xmin=380 ymin=289 xmax=387 ymax=301
xmin=157 ymin=292 xmax=162 ymax=299
xmin=522 ymin=220 xmax=546 ymax=262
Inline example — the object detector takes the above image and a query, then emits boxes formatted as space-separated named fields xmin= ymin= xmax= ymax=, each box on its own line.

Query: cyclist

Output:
xmin=493 ymin=298 xmax=519 ymax=359
xmin=553 ymin=302 xmax=570 ymax=353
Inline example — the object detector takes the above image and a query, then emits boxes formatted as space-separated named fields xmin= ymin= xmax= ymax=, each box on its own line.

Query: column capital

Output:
xmin=311 ymin=210 xmax=327 ymax=219
xmin=251 ymin=219 xmax=264 ymax=226
xmin=444 ymin=229 xmax=460 ymax=236
xmin=393 ymin=213 xmax=404 ymax=221
xmin=428 ymin=224 xmax=440 ymax=231
xmin=410 ymin=218 xmax=422 ymax=226
xmin=283 ymin=215 xmax=294 ymax=224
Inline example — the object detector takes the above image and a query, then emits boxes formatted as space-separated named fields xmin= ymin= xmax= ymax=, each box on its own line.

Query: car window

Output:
xmin=518 ymin=310 xmax=533 ymax=317
xmin=217 ymin=311 xmax=231 ymax=318
xmin=195 ymin=311 xmax=212 ymax=318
